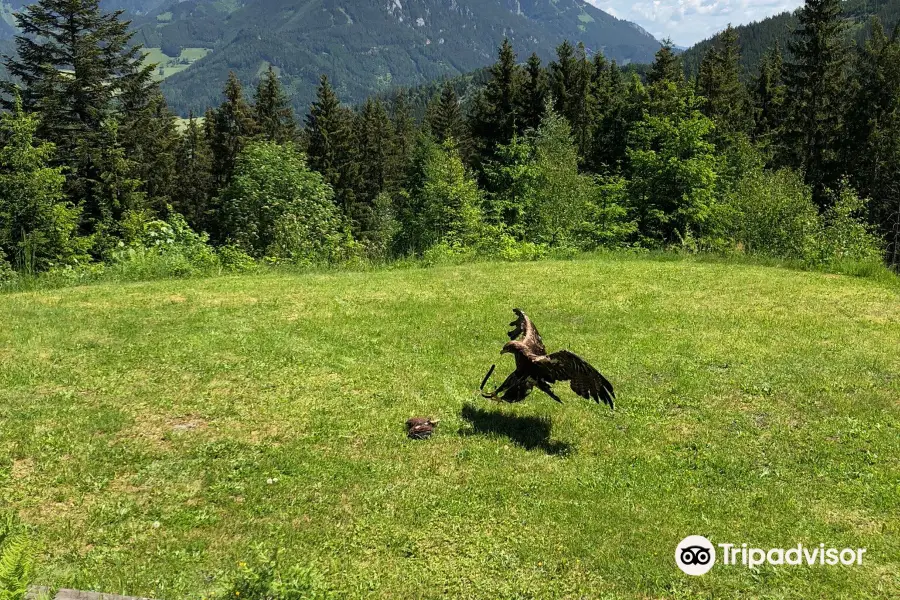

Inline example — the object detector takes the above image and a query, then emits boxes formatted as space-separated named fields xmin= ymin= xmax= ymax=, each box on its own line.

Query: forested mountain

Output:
xmin=126 ymin=0 xmax=662 ymax=115
xmin=681 ymin=0 xmax=900 ymax=76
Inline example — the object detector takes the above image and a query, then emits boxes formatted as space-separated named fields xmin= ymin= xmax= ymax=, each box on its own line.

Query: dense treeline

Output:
xmin=0 ymin=0 xmax=897 ymax=284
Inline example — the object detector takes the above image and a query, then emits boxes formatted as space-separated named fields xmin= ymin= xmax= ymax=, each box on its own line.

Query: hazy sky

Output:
xmin=587 ymin=0 xmax=805 ymax=46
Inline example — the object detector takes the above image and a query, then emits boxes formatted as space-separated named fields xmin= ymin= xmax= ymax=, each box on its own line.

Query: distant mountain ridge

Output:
xmin=130 ymin=0 xmax=663 ymax=115
xmin=1 ymin=0 xmax=663 ymax=115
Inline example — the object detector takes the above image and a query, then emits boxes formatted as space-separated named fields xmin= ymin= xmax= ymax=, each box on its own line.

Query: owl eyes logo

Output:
xmin=680 ymin=545 xmax=712 ymax=565
xmin=675 ymin=535 xmax=717 ymax=575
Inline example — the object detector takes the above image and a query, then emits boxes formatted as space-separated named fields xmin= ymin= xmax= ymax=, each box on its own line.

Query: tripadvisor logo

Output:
xmin=675 ymin=535 xmax=867 ymax=576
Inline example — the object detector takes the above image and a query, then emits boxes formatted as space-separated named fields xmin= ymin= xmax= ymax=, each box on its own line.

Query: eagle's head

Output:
xmin=501 ymin=340 xmax=523 ymax=355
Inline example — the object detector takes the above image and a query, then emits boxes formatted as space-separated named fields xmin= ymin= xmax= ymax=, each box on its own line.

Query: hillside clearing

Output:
xmin=1 ymin=255 xmax=898 ymax=598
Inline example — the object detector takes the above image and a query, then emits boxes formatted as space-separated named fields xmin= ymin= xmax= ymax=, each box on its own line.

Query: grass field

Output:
xmin=142 ymin=47 xmax=211 ymax=81
xmin=1 ymin=255 xmax=898 ymax=598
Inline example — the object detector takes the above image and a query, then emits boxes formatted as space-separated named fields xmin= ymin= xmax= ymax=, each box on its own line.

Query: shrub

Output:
xmin=724 ymin=168 xmax=821 ymax=260
xmin=394 ymin=136 xmax=483 ymax=256
xmin=217 ymin=245 xmax=258 ymax=273
xmin=0 ymin=97 xmax=89 ymax=273
xmin=815 ymin=181 xmax=884 ymax=265
xmin=217 ymin=142 xmax=347 ymax=262
xmin=105 ymin=210 xmax=222 ymax=280
xmin=577 ymin=176 xmax=638 ymax=249
xmin=0 ymin=251 xmax=15 ymax=284
xmin=626 ymin=92 xmax=721 ymax=246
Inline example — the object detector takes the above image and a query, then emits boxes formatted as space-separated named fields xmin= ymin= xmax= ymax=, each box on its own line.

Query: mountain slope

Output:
xmin=680 ymin=0 xmax=900 ymax=77
xmin=136 ymin=0 xmax=661 ymax=115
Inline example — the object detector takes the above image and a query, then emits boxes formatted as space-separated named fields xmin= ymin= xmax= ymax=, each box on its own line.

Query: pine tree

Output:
xmin=520 ymin=53 xmax=548 ymax=133
xmin=118 ymin=82 xmax=180 ymax=214
xmin=569 ymin=42 xmax=596 ymax=158
xmin=304 ymin=75 xmax=362 ymax=223
xmin=470 ymin=39 xmax=523 ymax=164
xmin=172 ymin=113 xmax=214 ymax=233
xmin=253 ymin=66 xmax=297 ymax=144
xmin=697 ymin=25 xmax=751 ymax=140
xmin=355 ymin=98 xmax=395 ymax=237
xmin=209 ymin=72 xmax=257 ymax=188
xmin=784 ymin=0 xmax=850 ymax=207
xmin=647 ymin=39 xmax=683 ymax=87
xmin=391 ymin=89 xmax=416 ymax=188
xmin=2 ymin=0 xmax=153 ymax=154
xmin=549 ymin=40 xmax=577 ymax=120
xmin=425 ymin=82 xmax=470 ymax=159
xmin=752 ymin=42 xmax=787 ymax=155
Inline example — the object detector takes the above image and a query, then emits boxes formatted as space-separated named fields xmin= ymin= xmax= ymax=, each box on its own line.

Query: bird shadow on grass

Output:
xmin=459 ymin=403 xmax=573 ymax=456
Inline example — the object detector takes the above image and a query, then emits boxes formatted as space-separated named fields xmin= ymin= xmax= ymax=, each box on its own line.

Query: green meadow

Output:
xmin=1 ymin=255 xmax=898 ymax=598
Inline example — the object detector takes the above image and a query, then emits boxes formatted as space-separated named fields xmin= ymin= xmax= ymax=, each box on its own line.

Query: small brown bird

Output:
xmin=406 ymin=417 xmax=439 ymax=439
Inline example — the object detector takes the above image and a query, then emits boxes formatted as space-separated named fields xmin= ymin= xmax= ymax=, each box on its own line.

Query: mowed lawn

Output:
xmin=1 ymin=255 xmax=898 ymax=599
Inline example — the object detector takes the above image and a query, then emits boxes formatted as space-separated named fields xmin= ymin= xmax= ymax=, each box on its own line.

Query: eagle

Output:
xmin=481 ymin=309 xmax=615 ymax=408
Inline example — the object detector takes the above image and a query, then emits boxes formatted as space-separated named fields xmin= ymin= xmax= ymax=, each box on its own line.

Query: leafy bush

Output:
xmin=627 ymin=91 xmax=721 ymax=246
xmin=217 ymin=244 xmax=258 ymax=273
xmin=103 ymin=210 xmax=222 ymax=280
xmin=0 ymin=514 xmax=34 ymax=600
xmin=217 ymin=142 xmax=347 ymax=263
xmin=0 ymin=97 xmax=89 ymax=273
xmin=725 ymin=171 xmax=883 ymax=269
xmin=212 ymin=550 xmax=334 ymax=600
xmin=361 ymin=192 xmax=400 ymax=261
xmin=724 ymin=168 xmax=821 ymax=260
xmin=0 ymin=251 xmax=15 ymax=284
xmin=578 ymin=176 xmax=638 ymax=249
xmin=394 ymin=136 xmax=483 ymax=256
xmin=815 ymin=181 xmax=884 ymax=265
xmin=526 ymin=109 xmax=596 ymax=247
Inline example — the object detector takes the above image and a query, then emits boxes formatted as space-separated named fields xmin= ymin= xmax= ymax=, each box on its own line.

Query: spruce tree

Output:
xmin=470 ymin=39 xmax=523 ymax=164
xmin=2 ymin=0 xmax=153 ymax=153
xmin=304 ymin=75 xmax=362 ymax=223
xmin=569 ymin=42 xmax=596 ymax=158
xmin=697 ymin=25 xmax=751 ymax=140
xmin=355 ymin=98 xmax=395 ymax=237
xmin=520 ymin=53 xmax=548 ymax=132
xmin=549 ymin=41 xmax=577 ymax=120
xmin=73 ymin=119 xmax=145 ymax=236
xmin=847 ymin=18 xmax=900 ymax=252
xmin=172 ymin=113 xmax=214 ymax=233
xmin=391 ymin=89 xmax=416 ymax=188
xmin=647 ymin=39 xmax=683 ymax=87
xmin=253 ymin=66 xmax=297 ymax=144
xmin=119 ymin=82 xmax=180 ymax=213
xmin=209 ymin=72 xmax=257 ymax=188
xmin=752 ymin=42 xmax=787 ymax=156
xmin=784 ymin=0 xmax=850 ymax=206
xmin=425 ymin=82 xmax=470 ymax=159
xmin=592 ymin=70 xmax=647 ymax=173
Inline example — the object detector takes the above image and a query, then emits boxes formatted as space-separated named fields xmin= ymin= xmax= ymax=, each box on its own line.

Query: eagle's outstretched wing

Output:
xmin=537 ymin=350 xmax=615 ymax=408
xmin=508 ymin=308 xmax=546 ymax=355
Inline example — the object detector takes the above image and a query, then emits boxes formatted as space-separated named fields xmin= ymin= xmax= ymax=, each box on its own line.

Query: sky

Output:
xmin=587 ymin=0 xmax=805 ymax=47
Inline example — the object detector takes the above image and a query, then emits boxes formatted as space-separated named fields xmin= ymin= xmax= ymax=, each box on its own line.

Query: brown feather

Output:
xmin=508 ymin=309 xmax=546 ymax=355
